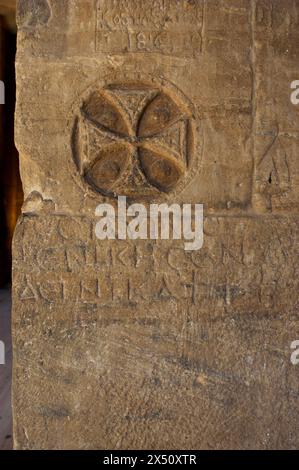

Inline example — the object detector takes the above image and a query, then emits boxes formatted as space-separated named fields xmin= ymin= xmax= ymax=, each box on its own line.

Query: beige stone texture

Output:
xmin=13 ymin=0 xmax=299 ymax=449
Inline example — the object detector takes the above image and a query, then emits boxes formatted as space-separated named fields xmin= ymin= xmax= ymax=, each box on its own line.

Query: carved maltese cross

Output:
xmin=74 ymin=82 xmax=194 ymax=199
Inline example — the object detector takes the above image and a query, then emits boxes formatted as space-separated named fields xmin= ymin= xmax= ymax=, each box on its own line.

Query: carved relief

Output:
xmin=253 ymin=122 xmax=291 ymax=212
xmin=95 ymin=0 xmax=203 ymax=57
xmin=72 ymin=78 xmax=198 ymax=199
xmin=17 ymin=0 xmax=51 ymax=29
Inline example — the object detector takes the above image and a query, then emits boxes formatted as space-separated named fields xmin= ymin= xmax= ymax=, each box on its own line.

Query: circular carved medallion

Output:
xmin=72 ymin=77 xmax=199 ymax=200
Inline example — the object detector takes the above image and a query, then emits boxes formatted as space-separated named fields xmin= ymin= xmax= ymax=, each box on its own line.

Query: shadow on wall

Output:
xmin=0 ymin=287 xmax=12 ymax=449
xmin=0 ymin=2 xmax=18 ymax=452
xmin=0 ymin=1 xmax=23 ymax=288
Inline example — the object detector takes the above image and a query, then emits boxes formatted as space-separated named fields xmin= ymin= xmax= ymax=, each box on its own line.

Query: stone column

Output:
xmin=13 ymin=0 xmax=299 ymax=449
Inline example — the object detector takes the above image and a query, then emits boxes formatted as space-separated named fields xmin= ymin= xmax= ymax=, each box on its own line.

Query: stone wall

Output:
xmin=13 ymin=0 xmax=299 ymax=449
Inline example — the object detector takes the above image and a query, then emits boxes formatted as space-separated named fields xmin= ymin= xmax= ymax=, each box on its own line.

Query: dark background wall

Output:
xmin=0 ymin=1 xmax=22 ymax=287
xmin=0 ymin=1 xmax=18 ymax=451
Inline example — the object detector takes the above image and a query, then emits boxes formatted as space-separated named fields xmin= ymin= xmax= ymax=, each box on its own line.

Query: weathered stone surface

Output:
xmin=252 ymin=1 xmax=299 ymax=213
xmin=13 ymin=0 xmax=299 ymax=449
xmin=12 ymin=215 xmax=299 ymax=449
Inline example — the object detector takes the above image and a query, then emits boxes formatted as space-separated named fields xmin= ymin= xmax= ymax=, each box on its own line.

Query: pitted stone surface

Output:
xmin=13 ymin=0 xmax=299 ymax=449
